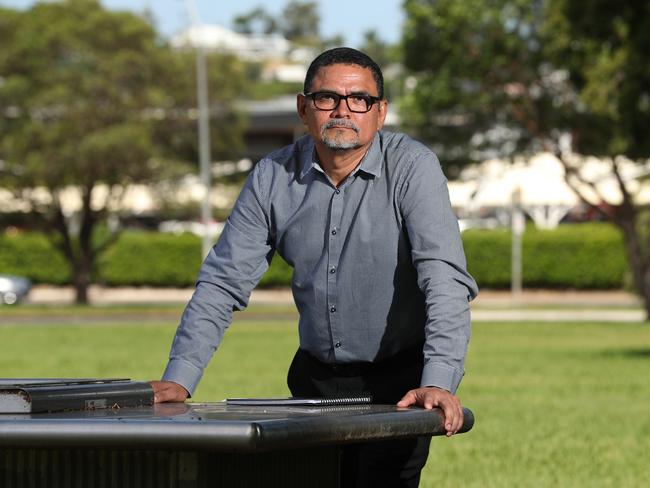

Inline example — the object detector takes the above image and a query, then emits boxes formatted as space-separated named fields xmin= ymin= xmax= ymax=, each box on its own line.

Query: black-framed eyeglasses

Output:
xmin=303 ymin=91 xmax=381 ymax=113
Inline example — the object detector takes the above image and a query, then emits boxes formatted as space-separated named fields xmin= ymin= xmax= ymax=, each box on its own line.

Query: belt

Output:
xmin=300 ymin=344 xmax=423 ymax=377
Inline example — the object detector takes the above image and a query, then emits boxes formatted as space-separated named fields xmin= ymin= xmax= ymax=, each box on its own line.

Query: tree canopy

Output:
xmin=543 ymin=0 xmax=650 ymax=160
xmin=401 ymin=0 xmax=552 ymax=173
xmin=401 ymin=0 xmax=650 ymax=317
xmin=0 ymin=0 xmax=247 ymax=302
xmin=231 ymin=1 xmax=342 ymax=48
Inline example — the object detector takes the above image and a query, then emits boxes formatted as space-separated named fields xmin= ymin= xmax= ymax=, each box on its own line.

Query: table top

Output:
xmin=0 ymin=402 xmax=475 ymax=452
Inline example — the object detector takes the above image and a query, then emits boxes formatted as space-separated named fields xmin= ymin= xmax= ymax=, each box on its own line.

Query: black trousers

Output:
xmin=287 ymin=347 xmax=432 ymax=488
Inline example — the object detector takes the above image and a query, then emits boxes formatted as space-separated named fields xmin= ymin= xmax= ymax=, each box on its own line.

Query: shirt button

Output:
xmin=331 ymin=229 xmax=337 ymax=235
xmin=335 ymin=341 xmax=341 ymax=348
xmin=330 ymin=306 xmax=336 ymax=313
xmin=335 ymin=188 xmax=340 ymax=194
xmin=330 ymin=266 xmax=336 ymax=274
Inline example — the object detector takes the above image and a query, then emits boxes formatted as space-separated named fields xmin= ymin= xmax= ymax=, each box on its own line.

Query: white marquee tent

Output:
xmin=448 ymin=153 xmax=650 ymax=229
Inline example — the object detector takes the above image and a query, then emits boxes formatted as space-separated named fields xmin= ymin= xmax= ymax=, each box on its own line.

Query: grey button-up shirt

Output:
xmin=163 ymin=130 xmax=478 ymax=395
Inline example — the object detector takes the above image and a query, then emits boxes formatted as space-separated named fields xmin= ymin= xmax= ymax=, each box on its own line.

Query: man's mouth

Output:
xmin=323 ymin=119 xmax=360 ymax=133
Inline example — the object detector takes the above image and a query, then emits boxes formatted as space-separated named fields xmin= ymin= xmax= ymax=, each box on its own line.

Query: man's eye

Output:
xmin=317 ymin=94 xmax=336 ymax=102
xmin=350 ymin=96 xmax=367 ymax=103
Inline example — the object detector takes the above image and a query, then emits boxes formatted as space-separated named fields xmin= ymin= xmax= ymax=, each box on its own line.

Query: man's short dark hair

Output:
xmin=303 ymin=47 xmax=384 ymax=99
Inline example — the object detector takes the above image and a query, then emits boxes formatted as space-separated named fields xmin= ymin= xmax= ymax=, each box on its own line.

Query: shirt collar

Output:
xmin=357 ymin=132 xmax=383 ymax=178
xmin=298 ymin=132 xmax=383 ymax=180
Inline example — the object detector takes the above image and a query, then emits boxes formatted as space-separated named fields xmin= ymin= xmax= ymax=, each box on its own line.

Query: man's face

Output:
xmin=297 ymin=64 xmax=387 ymax=153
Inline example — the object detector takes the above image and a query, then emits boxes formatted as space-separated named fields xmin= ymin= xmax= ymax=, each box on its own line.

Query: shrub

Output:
xmin=461 ymin=228 xmax=512 ymax=288
xmin=96 ymin=231 xmax=202 ymax=287
xmin=0 ymin=232 xmax=70 ymax=284
xmin=462 ymin=223 xmax=628 ymax=289
xmin=96 ymin=231 xmax=293 ymax=288
xmin=0 ymin=223 xmax=629 ymax=290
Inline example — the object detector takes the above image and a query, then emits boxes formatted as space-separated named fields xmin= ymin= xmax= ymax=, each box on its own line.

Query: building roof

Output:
xmin=170 ymin=24 xmax=293 ymax=62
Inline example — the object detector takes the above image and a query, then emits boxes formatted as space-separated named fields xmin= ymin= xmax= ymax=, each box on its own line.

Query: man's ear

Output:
xmin=376 ymin=100 xmax=388 ymax=130
xmin=297 ymin=94 xmax=308 ymax=123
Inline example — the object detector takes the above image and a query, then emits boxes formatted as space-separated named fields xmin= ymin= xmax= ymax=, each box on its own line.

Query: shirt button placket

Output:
xmin=328 ymin=185 xmax=344 ymax=358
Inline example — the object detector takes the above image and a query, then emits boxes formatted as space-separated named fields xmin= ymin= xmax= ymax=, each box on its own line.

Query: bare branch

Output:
xmin=555 ymin=153 xmax=612 ymax=219
xmin=612 ymin=157 xmax=635 ymax=209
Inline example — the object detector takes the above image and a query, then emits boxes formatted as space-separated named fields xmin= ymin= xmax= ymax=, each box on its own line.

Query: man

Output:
xmin=151 ymin=47 xmax=477 ymax=487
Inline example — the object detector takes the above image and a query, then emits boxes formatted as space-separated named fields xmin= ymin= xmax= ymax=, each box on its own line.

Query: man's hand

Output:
xmin=149 ymin=380 xmax=189 ymax=404
xmin=397 ymin=386 xmax=464 ymax=436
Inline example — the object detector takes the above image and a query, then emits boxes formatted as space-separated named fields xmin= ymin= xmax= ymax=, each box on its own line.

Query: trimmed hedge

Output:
xmin=0 ymin=232 xmax=70 ymax=285
xmin=97 ymin=232 xmax=294 ymax=288
xmin=97 ymin=232 xmax=295 ymax=288
xmin=96 ymin=232 xmax=202 ymax=287
xmin=0 ymin=223 xmax=629 ymax=289
xmin=463 ymin=223 xmax=628 ymax=289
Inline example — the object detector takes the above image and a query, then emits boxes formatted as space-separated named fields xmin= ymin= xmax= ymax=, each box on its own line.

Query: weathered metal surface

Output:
xmin=0 ymin=447 xmax=340 ymax=488
xmin=0 ymin=403 xmax=474 ymax=452
xmin=0 ymin=380 xmax=153 ymax=413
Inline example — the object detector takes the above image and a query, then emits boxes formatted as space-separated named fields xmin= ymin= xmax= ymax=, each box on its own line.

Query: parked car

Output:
xmin=0 ymin=275 xmax=32 ymax=305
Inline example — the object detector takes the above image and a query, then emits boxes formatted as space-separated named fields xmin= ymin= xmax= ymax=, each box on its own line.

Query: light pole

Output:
xmin=511 ymin=187 xmax=524 ymax=301
xmin=184 ymin=0 xmax=213 ymax=258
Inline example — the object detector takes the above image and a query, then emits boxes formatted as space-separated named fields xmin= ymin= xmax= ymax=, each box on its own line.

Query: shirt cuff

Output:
xmin=420 ymin=361 xmax=463 ymax=394
xmin=162 ymin=358 xmax=204 ymax=397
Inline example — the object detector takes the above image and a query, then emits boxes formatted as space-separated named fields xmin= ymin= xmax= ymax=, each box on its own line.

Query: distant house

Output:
xmin=170 ymin=24 xmax=314 ymax=83
xmin=171 ymin=24 xmax=290 ymax=60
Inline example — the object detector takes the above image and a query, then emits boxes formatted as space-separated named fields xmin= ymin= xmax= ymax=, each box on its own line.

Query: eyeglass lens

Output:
xmin=313 ymin=93 xmax=374 ymax=112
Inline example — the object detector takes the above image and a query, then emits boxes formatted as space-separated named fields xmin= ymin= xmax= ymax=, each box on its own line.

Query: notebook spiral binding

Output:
xmin=317 ymin=396 xmax=373 ymax=406
xmin=225 ymin=395 xmax=373 ymax=407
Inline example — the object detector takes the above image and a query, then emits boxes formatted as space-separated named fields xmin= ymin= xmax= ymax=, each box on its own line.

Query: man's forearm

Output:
xmin=162 ymin=280 xmax=238 ymax=395
xmin=419 ymin=264 xmax=476 ymax=394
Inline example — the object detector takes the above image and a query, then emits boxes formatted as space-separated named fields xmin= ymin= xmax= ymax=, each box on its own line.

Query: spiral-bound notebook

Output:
xmin=225 ymin=396 xmax=373 ymax=406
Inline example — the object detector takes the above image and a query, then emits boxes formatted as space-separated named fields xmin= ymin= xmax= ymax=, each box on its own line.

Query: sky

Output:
xmin=0 ymin=0 xmax=405 ymax=48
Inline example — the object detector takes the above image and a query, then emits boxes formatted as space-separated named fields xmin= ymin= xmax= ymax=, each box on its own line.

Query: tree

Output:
xmin=280 ymin=1 xmax=320 ymax=46
xmin=543 ymin=0 xmax=650 ymax=318
xmin=231 ymin=1 xmax=322 ymax=47
xmin=401 ymin=0 xmax=549 ymax=173
xmin=401 ymin=0 xmax=650 ymax=318
xmin=0 ymin=0 xmax=246 ymax=303
xmin=149 ymin=49 xmax=247 ymax=172
xmin=233 ymin=7 xmax=279 ymax=36
xmin=359 ymin=30 xmax=391 ymax=68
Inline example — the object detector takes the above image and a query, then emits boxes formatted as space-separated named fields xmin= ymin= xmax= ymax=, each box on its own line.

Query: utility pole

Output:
xmin=185 ymin=0 xmax=213 ymax=258
xmin=511 ymin=187 xmax=524 ymax=301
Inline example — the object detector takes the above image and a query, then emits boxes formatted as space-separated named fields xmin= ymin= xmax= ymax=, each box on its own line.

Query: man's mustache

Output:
xmin=323 ymin=119 xmax=360 ymax=133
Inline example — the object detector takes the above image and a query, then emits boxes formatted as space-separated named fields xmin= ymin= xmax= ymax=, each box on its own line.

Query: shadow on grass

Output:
xmin=596 ymin=348 xmax=650 ymax=358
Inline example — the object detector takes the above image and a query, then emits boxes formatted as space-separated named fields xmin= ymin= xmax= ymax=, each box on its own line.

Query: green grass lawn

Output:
xmin=1 ymin=309 xmax=649 ymax=487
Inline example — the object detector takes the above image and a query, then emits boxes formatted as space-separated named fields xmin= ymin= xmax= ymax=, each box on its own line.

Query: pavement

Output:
xmin=22 ymin=286 xmax=647 ymax=323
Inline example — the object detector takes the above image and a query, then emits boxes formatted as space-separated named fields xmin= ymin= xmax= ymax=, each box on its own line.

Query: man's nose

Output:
xmin=331 ymin=97 xmax=351 ymax=117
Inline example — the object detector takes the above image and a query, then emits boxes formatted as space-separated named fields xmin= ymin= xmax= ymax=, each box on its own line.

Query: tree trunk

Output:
xmin=74 ymin=185 xmax=96 ymax=305
xmin=50 ymin=187 xmax=97 ymax=305
xmin=556 ymin=154 xmax=649 ymax=321
xmin=72 ymin=259 xmax=92 ymax=305
xmin=614 ymin=214 xmax=650 ymax=321
xmin=608 ymin=159 xmax=650 ymax=322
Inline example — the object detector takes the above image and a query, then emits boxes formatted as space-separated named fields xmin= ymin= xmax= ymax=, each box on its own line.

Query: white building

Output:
xmin=170 ymin=24 xmax=315 ymax=83
xmin=448 ymin=153 xmax=650 ymax=229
